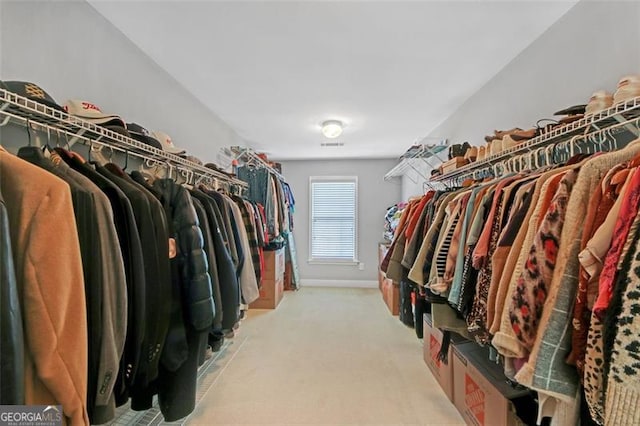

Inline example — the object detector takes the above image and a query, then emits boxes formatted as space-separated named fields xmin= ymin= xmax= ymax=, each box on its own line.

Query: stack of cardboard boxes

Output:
xmin=422 ymin=314 xmax=538 ymax=426
xmin=249 ymin=248 xmax=285 ymax=309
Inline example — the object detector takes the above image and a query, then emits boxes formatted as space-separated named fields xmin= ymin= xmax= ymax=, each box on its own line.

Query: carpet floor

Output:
xmin=185 ymin=286 xmax=464 ymax=425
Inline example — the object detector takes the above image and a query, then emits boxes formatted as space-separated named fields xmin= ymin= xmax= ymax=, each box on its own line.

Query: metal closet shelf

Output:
xmin=230 ymin=146 xmax=286 ymax=182
xmin=384 ymin=139 xmax=449 ymax=182
xmin=431 ymin=96 xmax=640 ymax=184
xmin=0 ymin=88 xmax=248 ymax=188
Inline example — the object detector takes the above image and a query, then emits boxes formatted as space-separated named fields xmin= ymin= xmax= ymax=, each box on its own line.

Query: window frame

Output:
xmin=308 ymin=175 xmax=359 ymax=265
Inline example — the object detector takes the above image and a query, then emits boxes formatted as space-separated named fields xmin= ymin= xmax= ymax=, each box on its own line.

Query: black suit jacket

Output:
xmin=99 ymin=164 xmax=172 ymax=389
xmin=55 ymin=149 xmax=147 ymax=409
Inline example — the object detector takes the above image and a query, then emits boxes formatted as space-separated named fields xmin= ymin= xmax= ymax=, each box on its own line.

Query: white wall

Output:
xmin=0 ymin=0 xmax=246 ymax=162
xmin=404 ymin=0 xmax=640 ymax=198
xmin=281 ymin=159 xmax=401 ymax=287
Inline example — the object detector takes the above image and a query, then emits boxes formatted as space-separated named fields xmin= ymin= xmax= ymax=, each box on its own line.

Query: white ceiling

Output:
xmin=89 ymin=0 xmax=577 ymax=160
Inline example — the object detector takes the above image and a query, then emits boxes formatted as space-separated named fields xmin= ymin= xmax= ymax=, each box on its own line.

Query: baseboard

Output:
xmin=300 ymin=279 xmax=378 ymax=289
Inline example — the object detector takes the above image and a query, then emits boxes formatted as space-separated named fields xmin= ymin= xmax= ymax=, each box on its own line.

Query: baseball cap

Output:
xmin=2 ymin=80 xmax=65 ymax=111
xmin=152 ymin=130 xmax=186 ymax=155
xmin=185 ymin=155 xmax=203 ymax=165
xmin=126 ymin=123 xmax=163 ymax=150
xmin=64 ymin=99 xmax=125 ymax=128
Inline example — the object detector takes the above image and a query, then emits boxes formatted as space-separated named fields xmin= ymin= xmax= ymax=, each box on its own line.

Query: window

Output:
xmin=309 ymin=176 xmax=358 ymax=263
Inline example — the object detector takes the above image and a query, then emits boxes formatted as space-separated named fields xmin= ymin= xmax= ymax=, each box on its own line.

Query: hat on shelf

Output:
xmin=205 ymin=162 xmax=235 ymax=177
xmin=64 ymin=99 xmax=125 ymax=128
xmin=104 ymin=125 xmax=132 ymax=138
xmin=553 ymin=104 xmax=586 ymax=116
xmin=126 ymin=122 xmax=163 ymax=150
xmin=585 ymin=90 xmax=614 ymax=115
xmin=185 ymin=155 xmax=203 ymax=166
xmin=613 ymin=75 xmax=640 ymax=105
xmin=152 ymin=130 xmax=186 ymax=155
xmin=2 ymin=80 xmax=65 ymax=111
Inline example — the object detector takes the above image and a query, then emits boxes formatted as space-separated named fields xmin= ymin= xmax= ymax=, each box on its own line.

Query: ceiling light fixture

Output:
xmin=321 ymin=120 xmax=343 ymax=139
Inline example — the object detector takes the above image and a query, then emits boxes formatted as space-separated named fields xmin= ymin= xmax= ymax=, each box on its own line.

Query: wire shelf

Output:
xmin=0 ymin=88 xmax=248 ymax=188
xmin=431 ymin=96 xmax=640 ymax=184
xmin=384 ymin=140 xmax=449 ymax=181
xmin=229 ymin=146 xmax=286 ymax=182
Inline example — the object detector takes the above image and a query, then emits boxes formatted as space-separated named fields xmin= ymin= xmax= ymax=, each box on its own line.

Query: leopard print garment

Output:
xmin=584 ymin=311 xmax=605 ymax=424
xmin=508 ymin=171 xmax=576 ymax=355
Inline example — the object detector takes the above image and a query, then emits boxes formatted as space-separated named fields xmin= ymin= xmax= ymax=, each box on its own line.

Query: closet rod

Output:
xmin=431 ymin=96 xmax=640 ymax=184
xmin=0 ymin=88 xmax=248 ymax=188
xmin=449 ymin=115 xmax=640 ymax=185
xmin=0 ymin=108 xmax=237 ymax=189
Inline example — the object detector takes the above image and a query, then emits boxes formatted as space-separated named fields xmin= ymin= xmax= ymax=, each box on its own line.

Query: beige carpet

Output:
xmin=186 ymin=287 xmax=464 ymax=425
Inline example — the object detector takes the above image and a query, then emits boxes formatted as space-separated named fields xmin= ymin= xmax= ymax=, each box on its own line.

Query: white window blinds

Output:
xmin=309 ymin=177 xmax=357 ymax=262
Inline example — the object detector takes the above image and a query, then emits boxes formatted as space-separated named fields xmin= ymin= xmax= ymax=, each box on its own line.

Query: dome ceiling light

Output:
xmin=321 ymin=120 xmax=343 ymax=139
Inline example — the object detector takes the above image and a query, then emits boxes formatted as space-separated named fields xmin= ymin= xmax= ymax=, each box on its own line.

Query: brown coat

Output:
xmin=0 ymin=147 xmax=88 ymax=425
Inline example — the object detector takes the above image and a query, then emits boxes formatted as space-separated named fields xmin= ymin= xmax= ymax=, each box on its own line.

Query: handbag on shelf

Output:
xmin=448 ymin=141 xmax=471 ymax=160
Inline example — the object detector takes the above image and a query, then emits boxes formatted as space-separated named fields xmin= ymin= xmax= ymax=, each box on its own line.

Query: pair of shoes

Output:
xmin=614 ymin=75 xmax=640 ymax=105
xmin=224 ymin=329 xmax=235 ymax=339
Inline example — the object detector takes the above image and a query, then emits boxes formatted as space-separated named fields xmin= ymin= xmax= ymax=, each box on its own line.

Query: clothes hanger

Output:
xmin=121 ymin=150 xmax=129 ymax=171
xmin=88 ymin=140 xmax=109 ymax=166
xmin=17 ymin=119 xmax=49 ymax=163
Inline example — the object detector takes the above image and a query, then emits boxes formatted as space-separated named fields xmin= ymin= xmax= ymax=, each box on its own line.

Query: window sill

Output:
xmin=308 ymin=259 xmax=360 ymax=266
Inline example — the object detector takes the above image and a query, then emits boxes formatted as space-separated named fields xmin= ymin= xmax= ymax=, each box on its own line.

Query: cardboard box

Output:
xmin=283 ymin=261 xmax=293 ymax=291
xmin=452 ymin=343 xmax=531 ymax=426
xmin=250 ymin=278 xmax=284 ymax=309
xmin=263 ymin=248 xmax=284 ymax=282
xmin=382 ymin=278 xmax=399 ymax=315
xmin=423 ymin=314 xmax=454 ymax=402
xmin=378 ymin=243 xmax=390 ymax=290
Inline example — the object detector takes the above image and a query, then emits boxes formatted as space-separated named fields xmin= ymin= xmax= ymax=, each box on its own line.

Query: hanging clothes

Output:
xmin=0 ymin=188 xmax=24 ymax=405
xmin=150 ymin=178 xmax=214 ymax=422
xmin=0 ymin=146 xmax=89 ymax=424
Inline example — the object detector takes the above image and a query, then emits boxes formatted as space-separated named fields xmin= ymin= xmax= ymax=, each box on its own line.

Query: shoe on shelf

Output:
xmin=558 ymin=114 xmax=583 ymax=126
xmin=464 ymin=146 xmax=478 ymax=162
xmin=585 ymin=90 xmax=614 ymax=115
xmin=477 ymin=145 xmax=486 ymax=162
xmin=490 ymin=138 xmax=503 ymax=156
xmin=502 ymin=135 xmax=518 ymax=151
xmin=509 ymin=128 xmax=537 ymax=141
xmin=494 ymin=128 xmax=522 ymax=139
xmin=613 ymin=75 xmax=640 ymax=105
xmin=485 ymin=140 xmax=494 ymax=157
